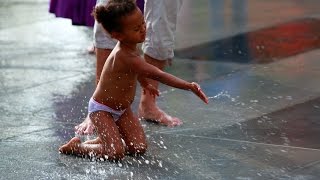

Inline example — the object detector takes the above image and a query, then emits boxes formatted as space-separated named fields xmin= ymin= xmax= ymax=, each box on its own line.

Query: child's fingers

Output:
xmin=199 ymin=90 xmax=209 ymax=104
xmin=195 ymin=89 xmax=208 ymax=104
xmin=148 ymin=88 xmax=159 ymax=97
xmin=191 ymin=83 xmax=208 ymax=104
xmin=151 ymin=90 xmax=159 ymax=97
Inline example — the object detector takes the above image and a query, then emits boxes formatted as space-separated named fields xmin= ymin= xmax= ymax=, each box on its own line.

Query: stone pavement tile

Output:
xmin=2 ymin=129 xmax=320 ymax=179
xmin=147 ymin=133 xmax=320 ymax=180
xmin=175 ymin=0 xmax=320 ymax=50
xmin=163 ymin=96 xmax=320 ymax=149
xmin=151 ymin=65 xmax=319 ymax=134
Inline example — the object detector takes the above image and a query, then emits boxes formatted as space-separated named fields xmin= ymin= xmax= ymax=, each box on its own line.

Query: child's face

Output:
xmin=119 ymin=7 xmax=146 ymax=43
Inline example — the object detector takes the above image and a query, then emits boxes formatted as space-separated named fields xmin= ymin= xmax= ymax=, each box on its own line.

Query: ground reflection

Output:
xmin=176 ymin=7 xmax=320 ymax=64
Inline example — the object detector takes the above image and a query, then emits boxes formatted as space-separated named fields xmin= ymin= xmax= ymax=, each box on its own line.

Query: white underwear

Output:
xmin=88 ymin=98 xmax=126 ymax=121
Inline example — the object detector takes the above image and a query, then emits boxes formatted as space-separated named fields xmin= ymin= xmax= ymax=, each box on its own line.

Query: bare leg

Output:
xmin=60 ymin=111 xmax=125 ymax=160
xmin=74 ymin=48 xmax=112 ymax=135
xmin=117 ymin=107 xmax=147 ymax=156
xmin=138 ymin=55 xmax=183 ymax=127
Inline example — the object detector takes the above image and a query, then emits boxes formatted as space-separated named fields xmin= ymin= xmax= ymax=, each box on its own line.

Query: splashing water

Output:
xmin=207 ymin=91 xmax=236 ymax=102
xmin=75 ymin=132 xmax=97 ymax=142
xmin=159 ymin=88 xmax=176 ymax=96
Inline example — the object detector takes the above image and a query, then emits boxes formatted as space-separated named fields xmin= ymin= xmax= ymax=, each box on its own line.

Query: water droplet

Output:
xmin=280 ymin=149 xmax=287 ymax=153
xmin=118 ymin=162 xmax=123 ymax=167
xmin=286 ymin=96 xmax=293 ymax=100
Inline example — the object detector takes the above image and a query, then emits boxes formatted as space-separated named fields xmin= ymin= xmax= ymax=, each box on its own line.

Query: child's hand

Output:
xmin=190 ymin=82 xmax=209 ymax=104
xmin=143 ymin=84 xmax=160 ymax=97
xmin=138 ymin=76 xmax=160 ymax=97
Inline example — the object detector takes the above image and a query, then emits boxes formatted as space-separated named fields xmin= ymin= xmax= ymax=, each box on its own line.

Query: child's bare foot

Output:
xmin=138 ymin=106 xmax=182 ymax=127
xmin=59 ymin=137 xmax=81 ymax=154
xmin=75 ymin=116 xmax=95 ymax=135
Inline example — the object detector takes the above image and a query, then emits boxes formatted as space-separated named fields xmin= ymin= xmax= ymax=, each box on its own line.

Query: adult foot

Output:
xmin=138 ymin=106 xmax=183 ymax=127
xmin=87 ymin=44 xmax=95 ymax=54
xmin=59 ymin=137 xmax=81 ymax=154
xmin=75 ymin=116 xmax=95 ymax=135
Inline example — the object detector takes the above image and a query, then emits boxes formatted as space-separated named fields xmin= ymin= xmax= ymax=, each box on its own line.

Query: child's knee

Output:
xmin=102 ymin=145 xmax=125 ymax=160
xmin=127 ymin=142 xmax=148 ymax=156
xmin=110 ymin=150 xmax=125 ymax=160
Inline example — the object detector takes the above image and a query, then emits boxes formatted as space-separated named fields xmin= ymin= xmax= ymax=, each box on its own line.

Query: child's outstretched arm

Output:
xmin=128 ymin=56 xmax=209 ymax=104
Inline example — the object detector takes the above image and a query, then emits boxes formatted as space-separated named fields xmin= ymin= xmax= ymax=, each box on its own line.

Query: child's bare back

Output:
xmin=92 ymin=44 xmax=140 ymax=111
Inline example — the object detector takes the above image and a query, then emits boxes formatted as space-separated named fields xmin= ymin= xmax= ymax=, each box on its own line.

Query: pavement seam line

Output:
xmin=158 ymin=132 xmax=320 ymax=152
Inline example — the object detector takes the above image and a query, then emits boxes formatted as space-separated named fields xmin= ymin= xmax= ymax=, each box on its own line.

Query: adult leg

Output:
xmin=95 ymin=48 xmax=112 ymax=85
xmin=139 ymin=0 xmax=183 ymax=127
xmin=116 ymin=107 xmax=147 ymax=156
xmin=60 ymin=111 xmax=125 ymax=160
xmin=75 ymin=6 xmax=117 ymax=135
xmin=75 ymin=48 xmax=112 ymax=135
xmin=139 ymin=55 xmax=182 ymax=127
xmin=92 ymin=0 xmax=117 ymax=84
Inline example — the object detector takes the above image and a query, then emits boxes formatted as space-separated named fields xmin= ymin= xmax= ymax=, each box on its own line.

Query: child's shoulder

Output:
xmin=116 ymin=48 xmax=142 ymax=61
xmin=111 ymin=48 xmax=126 ymax=59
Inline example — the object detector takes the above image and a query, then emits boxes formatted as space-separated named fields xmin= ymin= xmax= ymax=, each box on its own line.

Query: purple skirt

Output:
xmin=136 ymin=0 xmax=144 ymax=13
xmin=49 ymin=0 xmax=144 ymax=27
xmin=49 ymin=0 xmax=97 ymax=27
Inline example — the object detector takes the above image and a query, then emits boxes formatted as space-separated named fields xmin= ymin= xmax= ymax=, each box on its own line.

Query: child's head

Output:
xmin=92 ymin=0 xmax=146 ymax=43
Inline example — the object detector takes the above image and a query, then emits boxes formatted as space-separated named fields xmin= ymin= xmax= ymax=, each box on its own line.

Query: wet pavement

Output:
xmin=1 ymin=0 xmax=320 ymax=179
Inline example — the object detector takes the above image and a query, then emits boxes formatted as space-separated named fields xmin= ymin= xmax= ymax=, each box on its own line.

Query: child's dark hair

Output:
xmin=92 ymin=0 xmax=137 ymax=33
